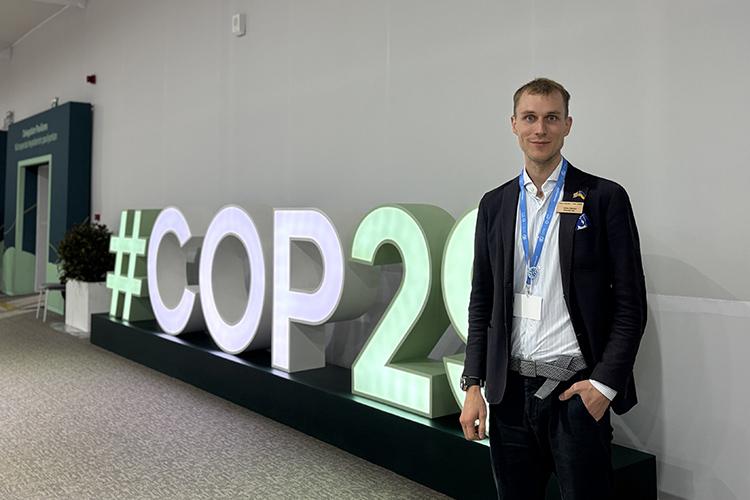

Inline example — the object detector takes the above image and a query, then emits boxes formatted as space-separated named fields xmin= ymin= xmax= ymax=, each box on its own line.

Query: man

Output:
xmin=459 ymin=78 xmax=647 ymax=500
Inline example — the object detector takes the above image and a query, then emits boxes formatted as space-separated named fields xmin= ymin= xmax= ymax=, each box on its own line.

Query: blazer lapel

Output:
xmin=558 ymin=165 xmax=587 ymax=310
xmin=501 ymin=176 xmax=520 ymax=286
xmin=501 ymin=177 xmax=520 ymax=335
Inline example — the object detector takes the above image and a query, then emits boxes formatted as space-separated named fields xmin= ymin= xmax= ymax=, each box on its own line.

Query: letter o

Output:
xmin=199 ymin=205 xmax=266 ymax=354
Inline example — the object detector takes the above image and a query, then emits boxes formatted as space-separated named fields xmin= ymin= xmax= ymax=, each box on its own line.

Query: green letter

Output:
xmin=441 ymin=208 xmax=489 ymax=430
xmin=351 ymin=205 xmax=457 ymax=418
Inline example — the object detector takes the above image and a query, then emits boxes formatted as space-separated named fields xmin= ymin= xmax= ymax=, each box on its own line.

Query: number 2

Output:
xmin=351 ymin=204 xmax=458 ymax=418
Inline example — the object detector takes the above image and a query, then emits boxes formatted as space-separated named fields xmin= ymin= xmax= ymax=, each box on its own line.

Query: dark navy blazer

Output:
xmin=463 ymin=164 xmax=647 ymax=415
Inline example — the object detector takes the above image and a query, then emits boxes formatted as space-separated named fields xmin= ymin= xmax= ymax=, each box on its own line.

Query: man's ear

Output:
xmin=564 ymin=115 xmax=573 ymax=136
xmin=511 ymin=115 xmax=518 ymax=135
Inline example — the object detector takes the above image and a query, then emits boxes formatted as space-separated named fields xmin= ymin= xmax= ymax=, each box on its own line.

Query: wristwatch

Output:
xmin=460 ymin=375 xmax=484 ymax=391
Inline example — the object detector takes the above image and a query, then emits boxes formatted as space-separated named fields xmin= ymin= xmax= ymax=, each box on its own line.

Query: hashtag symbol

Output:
xmin=106 ymin=209 xmax=161 ymax=321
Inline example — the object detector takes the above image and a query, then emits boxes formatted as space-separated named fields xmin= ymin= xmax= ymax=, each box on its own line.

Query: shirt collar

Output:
xmin=522 ymin=158 xmax=564 ymax=194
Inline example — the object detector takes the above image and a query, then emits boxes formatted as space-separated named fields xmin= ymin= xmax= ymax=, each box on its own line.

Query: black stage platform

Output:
xmin=91 ymin=314 xmax=656 ymax=499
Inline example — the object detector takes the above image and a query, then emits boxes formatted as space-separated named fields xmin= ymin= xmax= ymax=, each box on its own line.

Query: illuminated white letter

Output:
xmin=147 ymin=207 xmax=204 ymax=334
xmin=199 ymin=206 xmax=268 ymax=354
xmin=273 ymin=209 xmax=345 ymax=372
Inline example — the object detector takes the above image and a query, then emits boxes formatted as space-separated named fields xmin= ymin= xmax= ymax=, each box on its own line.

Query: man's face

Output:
xmin=511 ymin=90 xmax=572 ymax=167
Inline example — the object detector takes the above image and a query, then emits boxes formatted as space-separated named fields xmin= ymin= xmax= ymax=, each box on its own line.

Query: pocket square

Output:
xmin=575 ymin=213 xmax=590 ymax=231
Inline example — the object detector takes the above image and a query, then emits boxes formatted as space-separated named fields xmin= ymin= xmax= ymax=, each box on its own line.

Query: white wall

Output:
xmin=3 ymin=1 xmax=750 ymax=499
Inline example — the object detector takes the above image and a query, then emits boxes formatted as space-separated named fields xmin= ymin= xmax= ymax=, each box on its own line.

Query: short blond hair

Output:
xmin=513 ymin=78 xmax=571 ymax=117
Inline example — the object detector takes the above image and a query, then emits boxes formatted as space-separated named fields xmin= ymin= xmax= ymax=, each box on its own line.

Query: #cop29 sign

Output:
xmin=106 ymin=205 xmax=479 ymax=419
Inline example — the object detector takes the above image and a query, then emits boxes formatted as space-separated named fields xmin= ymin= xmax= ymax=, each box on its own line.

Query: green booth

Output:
xmin=2 ymin=102 xmax=92 ymax=313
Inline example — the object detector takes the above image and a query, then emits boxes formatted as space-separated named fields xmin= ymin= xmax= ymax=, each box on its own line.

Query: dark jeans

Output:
xmin=488 ymin=370 xmax=613 ymax=500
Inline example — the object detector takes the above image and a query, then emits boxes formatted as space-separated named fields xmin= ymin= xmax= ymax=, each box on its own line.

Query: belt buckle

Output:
xmin=520 ymin=359 xmax=536 ymax=377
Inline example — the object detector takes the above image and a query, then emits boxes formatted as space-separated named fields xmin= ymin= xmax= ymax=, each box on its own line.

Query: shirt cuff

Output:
xmin=589 ymin=379 xmax=617 ymax=401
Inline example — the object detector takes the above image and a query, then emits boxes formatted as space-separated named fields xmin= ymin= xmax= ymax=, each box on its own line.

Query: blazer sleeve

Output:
xmin=463 ymin=194 xmax=494 ymax=380
xmin=590 ymin=184 xmax=648 ymax=393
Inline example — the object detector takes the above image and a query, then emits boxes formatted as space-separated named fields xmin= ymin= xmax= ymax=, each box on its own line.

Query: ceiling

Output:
xmin=0 ymin=0 xmax=79 ymax=57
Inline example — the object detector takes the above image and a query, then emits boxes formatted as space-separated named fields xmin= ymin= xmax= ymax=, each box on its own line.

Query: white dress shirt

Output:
xmin=511 ymin=160 xmax=616 ymax=401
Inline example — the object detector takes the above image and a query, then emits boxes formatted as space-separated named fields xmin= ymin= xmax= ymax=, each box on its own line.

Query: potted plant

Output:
xmin=57 ymin=222 xmax=115 ymax=332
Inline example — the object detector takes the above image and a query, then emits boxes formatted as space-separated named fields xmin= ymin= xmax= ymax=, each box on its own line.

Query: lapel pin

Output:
xmin=576 ymin=213 xmax=590 ymax=230
xmin=573 ymin=190 xmax=586 ymax=201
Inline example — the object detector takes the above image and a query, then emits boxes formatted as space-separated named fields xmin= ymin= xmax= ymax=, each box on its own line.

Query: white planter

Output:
xmin=65 ymin=280 xmax=112 ymax=333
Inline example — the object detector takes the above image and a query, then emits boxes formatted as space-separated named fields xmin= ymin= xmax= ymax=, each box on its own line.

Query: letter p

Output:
xmin=272 ymin=209 xmax=345 ymax=372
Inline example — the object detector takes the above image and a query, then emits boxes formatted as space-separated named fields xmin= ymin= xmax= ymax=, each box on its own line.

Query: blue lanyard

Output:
xmin=518 ymin=158 xmax=568 ymax=293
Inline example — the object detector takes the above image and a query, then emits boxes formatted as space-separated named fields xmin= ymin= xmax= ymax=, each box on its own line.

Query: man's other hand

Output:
xmin=559 ymin=380 xmax=610 ymax=421
xmin=459 ymin=386 xmax=487 ymax=440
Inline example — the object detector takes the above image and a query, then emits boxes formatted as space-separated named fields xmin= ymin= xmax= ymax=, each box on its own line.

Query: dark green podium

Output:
xmin=91 ymin=314 xmax=656 ymax=499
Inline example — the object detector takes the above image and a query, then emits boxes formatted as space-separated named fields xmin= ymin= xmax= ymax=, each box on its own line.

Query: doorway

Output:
xmin=35 ymin=164 xmax=50 ymax=291
xmin=10 ymin=154 xmax=54 ymax=296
